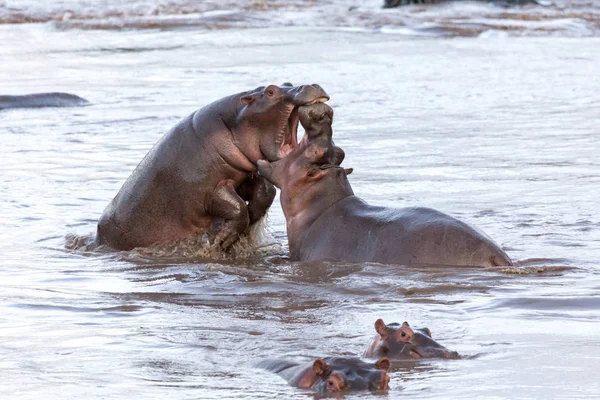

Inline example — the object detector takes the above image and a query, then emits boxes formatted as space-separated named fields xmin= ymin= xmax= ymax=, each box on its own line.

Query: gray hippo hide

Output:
xmin=257 ymin=102 xmax=512 ymax=267
xmin=95 ymin=83 xmax=329 ymax=251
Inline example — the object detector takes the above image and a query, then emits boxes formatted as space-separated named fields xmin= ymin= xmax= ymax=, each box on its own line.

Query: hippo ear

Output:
xmin=344 ymin=168 xmax=353 ymax=175
xmin=421 ymin=328 xmax=432 ymax=338
xmin=313 ymin=359 xmax=332 ymax=378
xmin=402 ymin=321 xmax=410 ymax=327
xmin=375 ymin=319 xmax=388 ymax=337
xmin=240 ymin=94 xmax=256 ymax=105
xmin=375 ymin=358 xmax=391 ymax=372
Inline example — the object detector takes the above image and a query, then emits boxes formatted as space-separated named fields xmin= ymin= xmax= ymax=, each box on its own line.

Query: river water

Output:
xmin=1 ymin=1 xmax=600 ymax=399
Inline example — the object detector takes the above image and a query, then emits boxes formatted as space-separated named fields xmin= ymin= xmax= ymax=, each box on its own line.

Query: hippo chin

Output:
xmin=0 ymin=93 xmax=89 ymax=110
xmin=365 ymin=319 xmax=459 ymax=360
xmin=95 ymin=83 xmax=329 ymax=251
xmin=257 ymin=102 xmax=512 ymax=267
xmin=258 ymin=356 xmax=390 ymax=392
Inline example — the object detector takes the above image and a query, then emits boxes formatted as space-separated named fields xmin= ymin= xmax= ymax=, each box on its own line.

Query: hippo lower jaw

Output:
xmin=276 ymin=97 xmax=328 ymax=159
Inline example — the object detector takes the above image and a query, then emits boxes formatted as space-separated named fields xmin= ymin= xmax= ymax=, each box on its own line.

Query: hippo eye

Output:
xmin=266 ymin=89 xmax=275 ymax=96
xmin=401 ymin=331 xmax=406 ymax=337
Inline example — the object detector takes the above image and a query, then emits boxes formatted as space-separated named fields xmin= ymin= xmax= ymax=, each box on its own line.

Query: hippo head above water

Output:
xmin=365 ymin=319 xmax=460 ymax=360
xmin=233 ymin=82 xmax=329 ymax=162
xmin=257 ymin=102 xmax=352 ymax=217
xmin=259 ymin=356 xmax=391 ymax=393
xmin=310 ymin=357 xmax=391 ymax=392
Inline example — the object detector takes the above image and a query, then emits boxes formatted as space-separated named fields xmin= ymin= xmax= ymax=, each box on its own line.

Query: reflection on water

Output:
xmin=1 ymin=19 xmax=599 ymax=400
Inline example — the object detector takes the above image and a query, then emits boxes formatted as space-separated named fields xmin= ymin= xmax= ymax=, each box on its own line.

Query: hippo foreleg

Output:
xmin=236 ymin=173 xmax=276 ymax=225
xmin=205 ymin=179 xmax=250 ymax=249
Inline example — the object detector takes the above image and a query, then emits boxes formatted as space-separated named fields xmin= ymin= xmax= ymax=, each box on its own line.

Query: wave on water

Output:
xmin=65 ymin=216 xmax=283 ymax=262
xmin=0 ymin=0 xmax=599 ymax=37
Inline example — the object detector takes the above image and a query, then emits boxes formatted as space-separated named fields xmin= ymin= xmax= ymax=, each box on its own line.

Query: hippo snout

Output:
xmin=288 ymin=84 xmax=329 ymax=106
xmin=298 ymin=103 xmax=333 ymax=127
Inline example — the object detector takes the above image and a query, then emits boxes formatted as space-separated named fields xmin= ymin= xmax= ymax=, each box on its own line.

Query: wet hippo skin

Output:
xmin=95 ymin=83 xmax=329 ymax=251
xmin=258 ymin=356 xmax=391 ymax=392
xmin=257 ymin=102 xmax=512 ymax=267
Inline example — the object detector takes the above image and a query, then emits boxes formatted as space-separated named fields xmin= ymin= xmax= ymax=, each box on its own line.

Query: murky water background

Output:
xmin=1 ymin=2 xmax=600 ymax=399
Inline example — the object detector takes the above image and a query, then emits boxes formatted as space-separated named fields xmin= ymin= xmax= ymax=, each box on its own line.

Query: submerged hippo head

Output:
xmin=233 ymin=82 xmax=329 ymax=162
xmin=309 ymin=357 xmax=390 ymax=392
xmin=366 ymin=319 xmax=460 ymax=360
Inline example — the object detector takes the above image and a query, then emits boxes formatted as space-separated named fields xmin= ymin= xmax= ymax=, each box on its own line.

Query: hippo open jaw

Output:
xmin=277 ymin=97 xmax=328 ymax=158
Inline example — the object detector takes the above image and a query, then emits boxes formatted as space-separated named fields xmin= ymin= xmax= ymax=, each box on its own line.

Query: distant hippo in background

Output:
xmin=0 ymin=92 xmax=89 ymax=110
xmin=365 ymin=319 xmax=460 ymax=360
xmin=383 ymin=0 xmax=551 ymax=8
xmin=258 ymin=356 xmax=391 ymax=392
xmin=257 ymin=102 xmax=512 ymax=266
xmin=96 ymin=83 xmax=329 ymax=251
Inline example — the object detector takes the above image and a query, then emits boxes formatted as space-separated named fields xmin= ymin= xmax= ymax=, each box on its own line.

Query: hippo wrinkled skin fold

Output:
xmin=258 ymin=356 xmax=391 ymax=392
xmin=95 ymin=83 xmax=329 ymax=251
xmin=365 ymin=319 xmax=460 ymax=360
xmin=257 ymin=102 xmax=512 ymax=266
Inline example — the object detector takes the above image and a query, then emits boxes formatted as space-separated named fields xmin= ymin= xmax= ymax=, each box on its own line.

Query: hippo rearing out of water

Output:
xmin=95 ymin=83 xmax=329 ymax=251
xmin=257 ymin=102 xmax=512 ymax=266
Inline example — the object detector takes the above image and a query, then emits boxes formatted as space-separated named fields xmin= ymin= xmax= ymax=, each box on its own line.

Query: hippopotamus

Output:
xmin=0 ymin=92 xmax=89 ymax=110
xmin=257 ymin=102 xmax=512 ymax=266
xmin=365 ymin=319 xmax=459 ymax=360
xmin=258 ymin=356 xmax=390 ymax=392
xmin=383 ymin=0 xmax=551 ymax=8
xmin=95 ymin=83 xmax=329 ymax=251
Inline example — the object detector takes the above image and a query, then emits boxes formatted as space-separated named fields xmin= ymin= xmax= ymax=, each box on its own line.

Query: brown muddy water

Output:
xmin=1 ymin=5 xmax=600 ymax=399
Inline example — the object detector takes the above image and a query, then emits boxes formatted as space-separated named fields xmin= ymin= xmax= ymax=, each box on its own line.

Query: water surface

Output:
xmin=1 ymin=13 xmax=600 ymax=400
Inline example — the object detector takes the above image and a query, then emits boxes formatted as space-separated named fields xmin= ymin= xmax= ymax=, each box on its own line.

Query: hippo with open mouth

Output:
xmin=95 ymin=83 xmax=328 ymax=251
xmin=365 ymin=319 xmax=460 ymax=360
xmin=257 ymin=102 xmax=512 ymax=266
xmin=258 ymin=356 xmax=391 ymax=392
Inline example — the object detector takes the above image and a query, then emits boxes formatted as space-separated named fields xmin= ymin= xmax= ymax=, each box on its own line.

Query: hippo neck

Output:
xmin=286 ymin=170 xmax=354 ymax=260
xmin=191 ymin=97 xmax=257 ymax=174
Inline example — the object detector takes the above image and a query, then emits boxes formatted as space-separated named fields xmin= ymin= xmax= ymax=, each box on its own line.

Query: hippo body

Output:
xmin=96 ymin=83 xmax=329 ymax=251
xmin=258 ymin=356 xmax=390 ymax=392
xmin=0 ymin=92 xmax=89 ymax=110
xmin=298 ymin=197 xmax=511 ymax=266
xmin=257 ymin=103 xmax=512 ymax=267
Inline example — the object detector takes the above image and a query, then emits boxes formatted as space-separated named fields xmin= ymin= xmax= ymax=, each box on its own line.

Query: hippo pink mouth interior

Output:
xmin=278 ymin=97 xmax=328 ymax=158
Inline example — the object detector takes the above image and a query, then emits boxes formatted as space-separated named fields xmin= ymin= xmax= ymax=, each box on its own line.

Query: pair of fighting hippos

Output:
xmin=261 ymin=318 xmax=458 ymax=393
xmin=88 ymin=82 xmax=511 ymax=267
